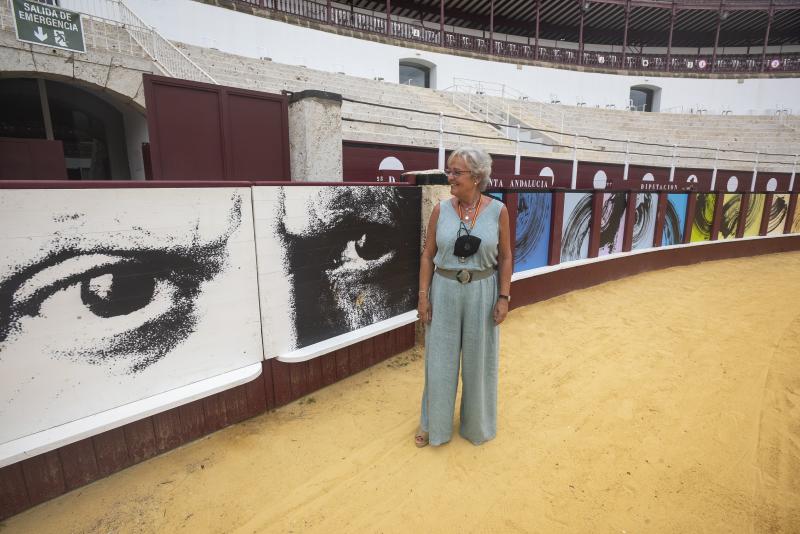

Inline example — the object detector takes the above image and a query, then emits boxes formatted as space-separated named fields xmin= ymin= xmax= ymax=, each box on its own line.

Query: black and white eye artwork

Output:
xmin=0 ymin=188 xmax=262 ymax=446
xmin=256 ymin=186 xmax=421 ymax=354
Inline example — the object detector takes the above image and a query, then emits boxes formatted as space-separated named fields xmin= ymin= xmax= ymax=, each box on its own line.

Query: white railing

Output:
xmin=446 ymin=80 xmax=525 ymax=139
xmin=444 ymin=81 xmax=559 ymax=153
xmin=60 ymin=0 xmax=217 ymax=83
xmin=661 ymin=105 xmax=796 ymax=117
xmin=0 ymin=0 xmax=216 ymax=84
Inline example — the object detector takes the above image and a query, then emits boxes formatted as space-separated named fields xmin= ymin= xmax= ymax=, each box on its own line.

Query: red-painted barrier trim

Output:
xmin=684 ymin=194 xmax=698 ymax=244
xmin=622 ymin=192 xmax=636 ymax=252
xmin=652 ymin=192 xmax=668 ymax=247
xmin=549 ymin=192 xmax=564 ymax=265
xmin=0 ymin=325 xmax=415 ymax=521
xmin=736 ymin=194 xmax=750 ymax=239
xmin=510 ymin=234 xmax=800 ymax=311
xmin=0 ymin=180 xmax=415 ymax=189
xmin=761 ymin=193 xmax=774 ymax=236
xmin=588 ymin=192 xmax=603 ymax=258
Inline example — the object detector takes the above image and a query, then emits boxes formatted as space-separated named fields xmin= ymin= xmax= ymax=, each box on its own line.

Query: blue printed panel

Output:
xmin=514 ymin=192 xmax=551 ymax=272
xmin=663 ymin=194 xmax=688 ymax=245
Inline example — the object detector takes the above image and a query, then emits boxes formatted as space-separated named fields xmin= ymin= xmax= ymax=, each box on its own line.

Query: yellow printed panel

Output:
xmin=691 ymin=193 xmax=716 ymax=242
xmin=720 ymin=194 xmax=741 ymax=240
xmin=742 ymin=194 xmax=764 ymax=237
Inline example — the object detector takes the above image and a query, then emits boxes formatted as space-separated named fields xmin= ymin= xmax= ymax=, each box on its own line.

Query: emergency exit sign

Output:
xmin=12 ymin=0 xmax=86 ymax=53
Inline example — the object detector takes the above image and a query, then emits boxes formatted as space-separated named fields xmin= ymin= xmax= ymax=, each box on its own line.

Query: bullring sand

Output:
xmin=5 ymin=251 xmax=800 ymax=533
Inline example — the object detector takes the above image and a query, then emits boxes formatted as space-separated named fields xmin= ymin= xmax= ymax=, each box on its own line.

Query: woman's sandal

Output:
xmin=414 ymin=429 xmax=429 ymax=448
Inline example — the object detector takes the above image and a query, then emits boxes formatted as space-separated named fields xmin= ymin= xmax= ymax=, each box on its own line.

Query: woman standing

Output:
xmin=415 ymin=146 xmax=513 ymax=447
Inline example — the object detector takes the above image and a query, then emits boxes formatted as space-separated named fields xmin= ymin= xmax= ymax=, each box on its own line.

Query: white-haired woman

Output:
xmin=415 ymin=146 xmax=512 ymax=447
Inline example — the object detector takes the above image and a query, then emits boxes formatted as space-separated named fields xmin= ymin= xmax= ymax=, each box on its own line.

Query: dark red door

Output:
xmin=143 ymin=74 xmax=290 ymax=181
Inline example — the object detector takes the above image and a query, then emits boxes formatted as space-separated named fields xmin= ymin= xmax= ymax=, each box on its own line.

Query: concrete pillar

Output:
xmin=416 ymin=183 xmax=451 ymax=344
xmin=288 ymin=90 xmax=343 ymax=182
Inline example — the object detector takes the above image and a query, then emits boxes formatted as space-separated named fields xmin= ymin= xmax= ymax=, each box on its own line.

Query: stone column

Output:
xmin=288 ymin=90 xmax=343 ymax=182
xmin=415 ymin=184 xmax=452 ymax=345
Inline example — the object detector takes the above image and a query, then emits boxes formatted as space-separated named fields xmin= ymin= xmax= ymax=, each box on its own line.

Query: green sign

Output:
xmin=12 ymin=0 xmax=86 ymax=53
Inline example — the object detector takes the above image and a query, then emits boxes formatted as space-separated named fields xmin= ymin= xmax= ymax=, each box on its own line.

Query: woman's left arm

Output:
xmin=494 ymin=204 xmax=513 ymax=325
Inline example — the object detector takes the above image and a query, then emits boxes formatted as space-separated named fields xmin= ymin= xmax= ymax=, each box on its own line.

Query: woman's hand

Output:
xmin=418 ymin=294 xmax=432 ymax=324
xmin=493 ymin=298 xmax=508 ymax=325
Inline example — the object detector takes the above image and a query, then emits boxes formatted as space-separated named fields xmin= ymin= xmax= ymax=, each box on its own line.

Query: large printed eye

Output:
xmin=0 ymin=249 xmax=218 ymax=373
xmin=342 ymin=230 xmax=396 ymax=266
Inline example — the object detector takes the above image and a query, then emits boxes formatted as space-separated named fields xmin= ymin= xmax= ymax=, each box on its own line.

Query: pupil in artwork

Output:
xmin=354 ymin=232 xmax=389 ymax=261
xmin=80 ymin=271 xmax=156 ymax=318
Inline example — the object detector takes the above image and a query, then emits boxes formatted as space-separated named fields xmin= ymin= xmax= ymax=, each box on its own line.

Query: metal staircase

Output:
xmin=445 ymin=78 xmax=556 ymax=152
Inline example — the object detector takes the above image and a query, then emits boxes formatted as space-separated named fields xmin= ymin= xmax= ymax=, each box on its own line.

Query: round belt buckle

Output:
xmin=456 ymin=269 xmax=472 ymax=284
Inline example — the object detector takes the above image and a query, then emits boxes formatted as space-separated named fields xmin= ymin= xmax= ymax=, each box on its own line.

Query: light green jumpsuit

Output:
xmin=419 ymin=197 xmax=502 ymax=446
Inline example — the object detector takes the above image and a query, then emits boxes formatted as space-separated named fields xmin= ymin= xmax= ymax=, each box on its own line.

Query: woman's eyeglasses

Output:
xmin=445 ymin=169 xmax=470 ymax=177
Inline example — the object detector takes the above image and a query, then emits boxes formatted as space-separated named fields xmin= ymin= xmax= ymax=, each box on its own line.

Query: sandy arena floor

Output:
xmin=4 ymin=251 xmax=800 ymax=533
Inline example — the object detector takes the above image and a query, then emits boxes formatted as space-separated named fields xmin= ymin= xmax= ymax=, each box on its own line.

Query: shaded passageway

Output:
xmin=5 ymin=252 xmax=800 ymax=533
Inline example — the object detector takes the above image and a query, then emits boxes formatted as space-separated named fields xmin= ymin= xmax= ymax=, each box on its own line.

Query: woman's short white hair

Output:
xmin=448 ymin=146 xmax=492 ymax=192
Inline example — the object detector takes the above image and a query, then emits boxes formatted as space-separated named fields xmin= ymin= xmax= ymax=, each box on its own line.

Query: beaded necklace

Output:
xmin=457 ymin=194 xmax=483 ymax=229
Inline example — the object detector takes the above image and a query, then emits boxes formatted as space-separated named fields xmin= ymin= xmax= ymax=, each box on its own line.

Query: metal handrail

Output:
xmin=226 ymin=0 xmax=800 ymax=75
xmin=56 ymin=0 xmax=217 ymax=84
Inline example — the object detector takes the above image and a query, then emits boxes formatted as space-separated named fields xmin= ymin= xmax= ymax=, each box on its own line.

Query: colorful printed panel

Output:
xmin=561 ymin=192 xmax=592 ymax=261
xmin=631 ymin=193 xmax=658 ymax=251
xmin=767 ymin=194 xmax=790 ymax=236
xmin=691 ymin=193 xmax=716 ymax=242
xmin=719 ymin=194 xmax=741 ymax=240
xmin=598 ymin=193 xmax=627 ymax=256
xmin=514 ymin=192 xmax=551 ymax=272
xmin=663 ymin=194 xmax=688 ymax=246
xmin=793 ymin=199 xmax=800 ymax=233
xmin=742 ymin=194 xmax=765 ymax=237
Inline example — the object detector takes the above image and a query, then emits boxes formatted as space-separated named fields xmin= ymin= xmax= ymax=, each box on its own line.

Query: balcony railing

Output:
xmin=237 ymin=0 xmax=799 ymax=75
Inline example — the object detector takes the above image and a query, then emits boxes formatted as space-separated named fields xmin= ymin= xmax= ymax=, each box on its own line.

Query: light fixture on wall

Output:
xmin=720 ymin=10 xmax=729 ymax=20
xmin=582 ymin=1 xmax=592 ymax=12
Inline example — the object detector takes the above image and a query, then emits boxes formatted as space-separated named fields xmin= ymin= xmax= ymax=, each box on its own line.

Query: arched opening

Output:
xmin=0 ymin=77 xmax=147 ymax=180
xmin=398 ymin=58 xmax=437 ymax=89
xmin=629 ymin=84 xmax=662 ymax=112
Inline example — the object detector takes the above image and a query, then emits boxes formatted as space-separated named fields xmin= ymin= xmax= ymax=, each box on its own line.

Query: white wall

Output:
xmin=121 ymin=107 xmax=149 ymax=180
xmin=126 ymin=0 xmax=800 ymax=115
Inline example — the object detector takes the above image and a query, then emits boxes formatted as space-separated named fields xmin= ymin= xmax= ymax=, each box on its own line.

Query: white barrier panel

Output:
xmin=253 ymin=186 xmax=421 ymax=359
xmin=0 ymin=187 xmax=263 ymax=458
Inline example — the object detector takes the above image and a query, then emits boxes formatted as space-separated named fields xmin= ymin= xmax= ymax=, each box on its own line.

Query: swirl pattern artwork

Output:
xmin=514 ymin=192 xmax=551 ymax=272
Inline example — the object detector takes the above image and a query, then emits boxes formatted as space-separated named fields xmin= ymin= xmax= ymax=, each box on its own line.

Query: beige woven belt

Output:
xmin=435 ymin=267 xmax=496 ymax=284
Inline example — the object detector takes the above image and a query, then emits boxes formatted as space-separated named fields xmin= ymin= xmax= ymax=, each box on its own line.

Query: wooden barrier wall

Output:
xmin=0 ymin=324 xmax=415 ymax=520
xmin=2 ymin=171 xmax=799 ymax=520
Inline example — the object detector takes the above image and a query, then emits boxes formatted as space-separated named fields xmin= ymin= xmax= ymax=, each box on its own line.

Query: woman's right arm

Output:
xmin=418 ymin=204 xmax=440 ymax=324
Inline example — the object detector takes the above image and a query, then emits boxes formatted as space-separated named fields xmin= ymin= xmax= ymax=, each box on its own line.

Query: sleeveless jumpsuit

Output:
xmin=419 ymin=197 xmax=502 ymax=446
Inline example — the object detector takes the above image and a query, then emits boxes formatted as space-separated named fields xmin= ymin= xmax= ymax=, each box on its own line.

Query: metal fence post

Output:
xmin=669 ymin=143 xmax=677 ymax=182
xmin=623 ymin=139 xmax=630 ymax=181
xmin=438 ymin=112 xmax=445 ymax=169
xmin=571 ymin=134 xmax=578 ymax=190
xmin=751 ymin=151 xmax=759 ymax=192
xmin=711 ymin=147 xmax=720 ymax=190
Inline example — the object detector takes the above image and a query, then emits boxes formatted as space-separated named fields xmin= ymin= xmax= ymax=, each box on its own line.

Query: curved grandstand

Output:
xmin=215 ymin=0 xmax=800 ymax=75
xmin=1 ymin=0 xmax=799 ymax=523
